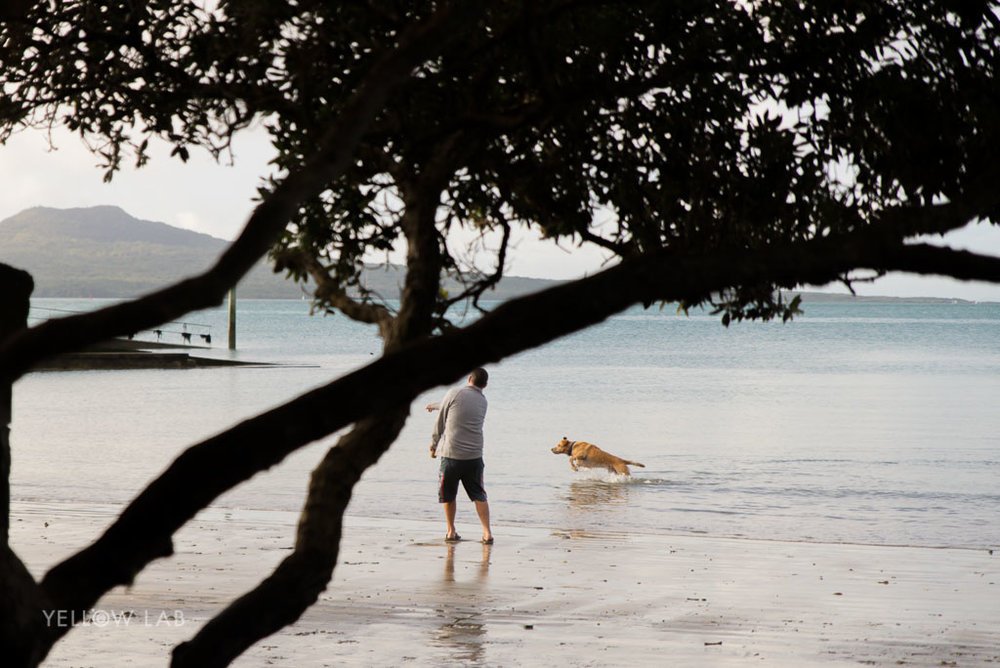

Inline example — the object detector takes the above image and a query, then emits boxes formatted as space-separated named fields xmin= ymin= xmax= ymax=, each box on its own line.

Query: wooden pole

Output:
xmin=227 ymin=287 xmax=237 ymax=350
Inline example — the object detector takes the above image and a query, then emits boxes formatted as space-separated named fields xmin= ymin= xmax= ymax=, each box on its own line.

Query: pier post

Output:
xmin=227 ymin=287 xmax=237 ymax=350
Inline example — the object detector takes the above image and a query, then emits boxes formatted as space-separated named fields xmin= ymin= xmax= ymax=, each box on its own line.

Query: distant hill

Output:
xmin=0 ymin=205 xmax=558 ymax=299
xmin=3 ymin=206 xmax=974 ymax=305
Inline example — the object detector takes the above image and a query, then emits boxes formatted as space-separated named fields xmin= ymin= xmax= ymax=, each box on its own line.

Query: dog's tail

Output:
xmin=625 ymin=460 xmax=645 ymax=468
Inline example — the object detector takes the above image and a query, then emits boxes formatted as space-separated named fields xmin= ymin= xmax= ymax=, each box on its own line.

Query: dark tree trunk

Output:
xmin=0 ymin=263 xmax=32 ymax=541
xmin=172 ymin=173 xmax=447 ymax=665
xmin=0 ymin=264 xmax=46 ymax=668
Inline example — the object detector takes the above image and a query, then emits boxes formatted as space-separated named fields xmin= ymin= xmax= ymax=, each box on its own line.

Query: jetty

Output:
xmin=33 ymin=338 xmax=261 ymax=371
xmin=27 ymin=298 xmax=263 ymax=371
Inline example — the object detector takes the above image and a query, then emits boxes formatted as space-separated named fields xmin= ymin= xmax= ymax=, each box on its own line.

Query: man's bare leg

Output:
xmin=474 ymin=500 xmax=493 ymax=542
xmin=444 ymin=501 xmax=458 ymax=539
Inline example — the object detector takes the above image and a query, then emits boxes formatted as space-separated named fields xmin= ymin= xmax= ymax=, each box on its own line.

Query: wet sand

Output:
xmin=11 ymin=502 xmax=999 ymax=666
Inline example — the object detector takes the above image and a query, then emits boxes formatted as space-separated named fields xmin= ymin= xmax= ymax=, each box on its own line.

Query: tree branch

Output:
xmin=0 ymin=0 xmax=29 ymax=21
xmin=166 ymin=132 xmax=458 ymax=666
xmin=274 ymin=247 xmax=396 ymax=341
xmin=392 ymin=132 xmax=464 ymax=345
xmin=0 ymin=265 xmax=32 ymax=545
xmin=443 ymin=220 xmax=513 ymax=310
xmin=0 ymin=265 xmax=44 ymax=666
xmin=171 ymin=409 xmax=409 ymax=668
xmin=0 ymin=2 xmax=470 ymax=384
xmin=39 ymin=204 xmax=1000 ymax=640
xmin=579 ymin=228 xmax=631 ymax=255
xmin=0 ymin=547 xmax=46 ymax=667
xmin=886 ymin=243 xmax=1000 ymax=282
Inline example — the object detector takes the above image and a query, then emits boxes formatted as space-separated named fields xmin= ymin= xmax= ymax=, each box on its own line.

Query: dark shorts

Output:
xmin=438 ymin=457 xmax=487 ymax=503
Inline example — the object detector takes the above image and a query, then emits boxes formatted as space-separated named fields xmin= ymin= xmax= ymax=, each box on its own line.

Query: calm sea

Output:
xmin=11 ymin=297 xmax=1000 ymax=550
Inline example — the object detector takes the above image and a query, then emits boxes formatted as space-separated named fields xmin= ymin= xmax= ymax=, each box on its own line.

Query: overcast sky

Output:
xmin=3 ymin=127 xmax=1000 ymax=301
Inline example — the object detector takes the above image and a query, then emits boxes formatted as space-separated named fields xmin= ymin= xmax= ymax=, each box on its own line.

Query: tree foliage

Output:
xmin=1 ymin=1 xmax=999 ymax=666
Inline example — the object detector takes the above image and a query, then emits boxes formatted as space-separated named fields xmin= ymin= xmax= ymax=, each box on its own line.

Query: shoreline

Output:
xmin=10 ymin=501 xmax=999 ymax=666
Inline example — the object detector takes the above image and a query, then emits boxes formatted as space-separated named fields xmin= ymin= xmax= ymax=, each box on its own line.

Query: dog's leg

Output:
xmin=612 ymin=462 xmax=631 ymax=476
xmin=570 ymin=458 xmax=579 ymax=471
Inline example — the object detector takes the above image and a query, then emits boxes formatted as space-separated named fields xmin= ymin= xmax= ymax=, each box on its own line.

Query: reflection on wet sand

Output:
xmin=433 ymin=542 xmax=492 ymax=663
xmin=566 ymin=478 xmax=631 ymax=508
xmin=441 ymin=541 xmax=491 ymax=583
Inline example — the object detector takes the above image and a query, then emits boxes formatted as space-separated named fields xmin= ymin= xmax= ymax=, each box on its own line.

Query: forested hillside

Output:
xmin=0 ymin=206 xmax=556 ymax=299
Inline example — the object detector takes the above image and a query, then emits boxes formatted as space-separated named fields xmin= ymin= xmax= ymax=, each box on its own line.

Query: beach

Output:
xmin=10 ymin=298 xmax=1000 ymax=665
xmin=12 ymin=502 xmax=998 ymax=667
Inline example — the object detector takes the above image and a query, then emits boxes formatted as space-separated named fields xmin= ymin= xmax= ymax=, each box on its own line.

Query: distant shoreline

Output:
xmin=29 ymin=291 xmax=997 ymax=305
xmin=784 ymin=290 xmax=995 ymax=305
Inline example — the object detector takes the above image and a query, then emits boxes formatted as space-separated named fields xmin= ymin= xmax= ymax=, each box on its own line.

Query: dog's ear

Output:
xmin=562 ymin=435 xmax=566 ymax=440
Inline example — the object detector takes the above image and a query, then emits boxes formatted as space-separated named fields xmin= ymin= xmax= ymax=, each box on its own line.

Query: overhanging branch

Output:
xmin=170 ymin=151 xmax=454 ymax=665
xmin=0 ymin=3 xmax=471 ymax=383
xmin=39 ymin=217 xmax=1000 ymax=629
xmin=275 ymin=248 xmax=396 ymax=340
xmin=443 ymin=221 xmax=513 ymax=311
xmin=171 ymin=409 xmax=410 ymax=668
xmin=887 ymin=243 xmax=1000 ymax=282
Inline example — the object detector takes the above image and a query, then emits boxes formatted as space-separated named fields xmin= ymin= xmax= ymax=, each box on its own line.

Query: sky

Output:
xmin=3 ymin=127 xmax=1000 ymax=301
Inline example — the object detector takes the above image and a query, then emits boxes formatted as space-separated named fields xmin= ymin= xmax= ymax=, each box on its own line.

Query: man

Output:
xmin=428 ymin=368 xmax=494 ymax=544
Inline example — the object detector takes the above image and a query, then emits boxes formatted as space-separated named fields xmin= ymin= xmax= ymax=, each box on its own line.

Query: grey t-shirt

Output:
xmin=431 ymin=385 xmax=488 ymax=460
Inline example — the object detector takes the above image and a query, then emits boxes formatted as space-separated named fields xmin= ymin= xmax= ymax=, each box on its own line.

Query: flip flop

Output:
xmin=481 ymin=537 xmax=494 ymax=545
xmin=445 ymin=534 xmax=462 ymax=542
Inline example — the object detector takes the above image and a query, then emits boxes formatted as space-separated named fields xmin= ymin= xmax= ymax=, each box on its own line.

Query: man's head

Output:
xmin=468 ymin=367 xmax=489 ymax=389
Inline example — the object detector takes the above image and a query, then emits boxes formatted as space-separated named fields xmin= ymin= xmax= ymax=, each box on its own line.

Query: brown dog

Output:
xmin=551 ymin=437 xmax=645 ymax=476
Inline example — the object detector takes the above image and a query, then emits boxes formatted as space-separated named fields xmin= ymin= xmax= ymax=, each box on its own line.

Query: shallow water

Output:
xmin=11 ymin=298 xmax=1000 ymax=549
